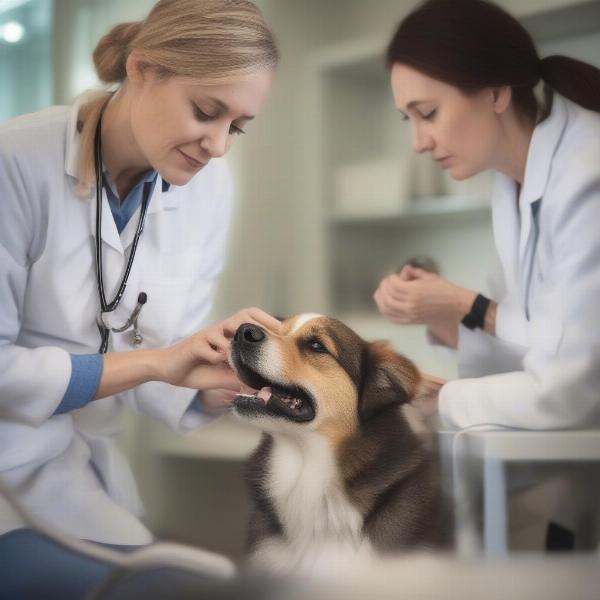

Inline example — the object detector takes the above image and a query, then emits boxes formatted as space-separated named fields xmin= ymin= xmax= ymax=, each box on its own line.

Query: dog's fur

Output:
xmin=230 ymin=314 xmax=450 ymax=572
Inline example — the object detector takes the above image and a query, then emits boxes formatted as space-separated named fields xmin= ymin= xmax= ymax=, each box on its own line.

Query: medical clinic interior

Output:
xmin=1 ymin=0 xmax=600 ymax=598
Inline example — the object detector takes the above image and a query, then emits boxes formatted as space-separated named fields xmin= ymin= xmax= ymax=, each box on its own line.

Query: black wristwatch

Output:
xmin=461 ymin=294 xmax=491 ymax=330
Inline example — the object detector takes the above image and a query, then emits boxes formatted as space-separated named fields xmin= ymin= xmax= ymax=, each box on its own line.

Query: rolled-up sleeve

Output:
xmin=54 ymin=354 xmax=103 ymax=415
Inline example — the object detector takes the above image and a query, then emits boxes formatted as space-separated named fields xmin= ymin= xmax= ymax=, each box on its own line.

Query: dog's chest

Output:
xmin=267 ymin=434 xmax=363 ymax=546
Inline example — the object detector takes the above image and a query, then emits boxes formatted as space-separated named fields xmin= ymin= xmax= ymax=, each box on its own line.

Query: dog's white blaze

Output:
xmin=253 ymin=338 xmax=284 ymax=384
xmin=260 ymin=431 xmax=365 ymax=570
xmin=290 ymin=313 xmax=323 ymax=334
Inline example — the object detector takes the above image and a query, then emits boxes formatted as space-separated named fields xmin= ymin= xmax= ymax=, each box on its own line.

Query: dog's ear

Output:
xmin=359 ymin=341 xmax=421 ymax=422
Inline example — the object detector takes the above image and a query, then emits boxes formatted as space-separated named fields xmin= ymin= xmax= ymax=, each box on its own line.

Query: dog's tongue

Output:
xmin=238 ymin=383 xmax=272 ymax=404
xmin=256 ymin=387 xmax=272 ymax=403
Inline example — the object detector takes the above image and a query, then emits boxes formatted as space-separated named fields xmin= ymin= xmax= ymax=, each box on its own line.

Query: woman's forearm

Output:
xmin=427 ymin=298 xmax=497 ymax=349
xmin=428 ymin=321 xmax=459 ymax=349
xmin=483 ymin=300 xmax=497 ymax=336
xmin=94 ymin=349 xmax=163 ymax=400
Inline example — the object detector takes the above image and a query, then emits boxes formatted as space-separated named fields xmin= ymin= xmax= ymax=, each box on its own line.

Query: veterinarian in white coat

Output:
xmin=374 ymin=0 xmax=600 ymax=551
xmin=375 ymin=0 xmax=600 ymax=431
xmin=0 ymin=1 xmax=279 ymax=597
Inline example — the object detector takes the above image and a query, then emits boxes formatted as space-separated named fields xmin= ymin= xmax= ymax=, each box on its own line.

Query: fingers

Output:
xmin=374 ymin=287 xmax=405 ymax=316
xmin=419 ymin=371 xmax=448 ymax=388
xmin=373 ymin=284 xmax=415 ymax=324
xmin=405 ymin=265 xmax=438 ymax=281
xmin=196 ymin=365 xmax=241 ymax=390
xmin=221 ymin=307 xmax=281 ymax=339
xmin=411 ymin=371 xmax=446 ymax=417
xmin=378 ymin=275 xmax=410 ymax=303
xmin=397 ymin=264 xmax=433 ymax=281
xmin=397 ymin=265 xmax=414 ymax=281
xmin=244 ymin=307 xmax=282 ymax=332
xmin=192 ymin=309 xmax=280 ymax=368
xmin=204 ymin=329 xmax=231 ymax=358
xmin=197 ymin=343 xmax=227 ymax=365
xmin=202 ymin=388 xmax=239 ymax=411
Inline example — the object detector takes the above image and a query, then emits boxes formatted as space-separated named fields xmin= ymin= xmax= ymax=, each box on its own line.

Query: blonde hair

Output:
xmin=76 ymin=0 xmax=278 ymax=195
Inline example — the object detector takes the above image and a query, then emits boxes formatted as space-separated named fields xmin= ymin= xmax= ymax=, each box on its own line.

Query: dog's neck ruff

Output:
xmin=261 ymin=431 xmax=367 ymax=569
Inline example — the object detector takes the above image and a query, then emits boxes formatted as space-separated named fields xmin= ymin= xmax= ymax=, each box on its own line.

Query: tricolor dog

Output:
xmin=229 ymin=314 xmax=450 ymax=572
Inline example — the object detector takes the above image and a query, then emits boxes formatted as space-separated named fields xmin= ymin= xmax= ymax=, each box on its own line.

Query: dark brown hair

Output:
xmin=386 ymin=0 xmax=600 ymax=122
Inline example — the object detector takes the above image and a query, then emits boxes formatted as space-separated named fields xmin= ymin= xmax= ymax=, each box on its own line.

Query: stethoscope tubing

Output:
xmin=94 ymin=100 xmax=151 ymax=353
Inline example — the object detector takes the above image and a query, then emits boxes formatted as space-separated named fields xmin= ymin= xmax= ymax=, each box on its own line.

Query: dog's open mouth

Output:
xmin=232 ymin=365 xmax=316 ymax=423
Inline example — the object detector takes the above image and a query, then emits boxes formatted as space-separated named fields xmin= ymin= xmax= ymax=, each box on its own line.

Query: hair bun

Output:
xmin=93 ymin=21 xmax=142 ymax=84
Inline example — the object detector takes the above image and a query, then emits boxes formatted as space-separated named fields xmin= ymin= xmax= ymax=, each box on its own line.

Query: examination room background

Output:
xmin=1 ymin=0 xmax=600 ymax=560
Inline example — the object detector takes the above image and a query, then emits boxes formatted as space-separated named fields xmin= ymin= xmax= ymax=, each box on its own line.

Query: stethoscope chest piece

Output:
xmin=96 ymin=292 xmax=148 ymax=349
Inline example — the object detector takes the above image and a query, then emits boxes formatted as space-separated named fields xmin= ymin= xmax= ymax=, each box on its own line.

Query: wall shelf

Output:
xmin=329 ymin=195 xmax=491 ymax=227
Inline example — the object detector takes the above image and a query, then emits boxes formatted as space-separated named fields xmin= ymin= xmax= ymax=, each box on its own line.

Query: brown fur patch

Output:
xmin=270 ymin=316 xmax=359 ymax=444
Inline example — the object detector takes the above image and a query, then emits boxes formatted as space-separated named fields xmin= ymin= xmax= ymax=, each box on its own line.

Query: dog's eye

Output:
xmin=307 ymin=338 xmax=328 ymax=354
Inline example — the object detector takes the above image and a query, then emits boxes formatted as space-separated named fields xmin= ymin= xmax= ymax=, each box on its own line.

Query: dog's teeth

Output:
xmin=240 ymin=383 xmax=257 ymax=396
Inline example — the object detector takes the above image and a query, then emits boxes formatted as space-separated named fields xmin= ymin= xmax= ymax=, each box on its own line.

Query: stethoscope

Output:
xmin=94 ymin=100 xmax=152 ymax=353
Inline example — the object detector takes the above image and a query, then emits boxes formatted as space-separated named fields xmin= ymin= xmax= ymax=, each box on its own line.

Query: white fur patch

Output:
xmin=253 ymin=337 xmax=284 ymax=385
xmin=290 ymin=313 xmax=323 ymax=334
xmin=252 ymin=430 xmax=369 ymax=573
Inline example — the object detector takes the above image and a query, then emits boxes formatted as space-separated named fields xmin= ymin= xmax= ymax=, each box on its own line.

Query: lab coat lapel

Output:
xmin=85 ymin=185 xmax=129 ymax=300
xmin=121 ymin=175 xmax=178 ymax=251
xmin=517 ymin=93 xmax=568 ymax=303
xmin=492 ymin=172 xmax=520 ymax=296
xmin=86 ymin=184 xmax=123 ymax=255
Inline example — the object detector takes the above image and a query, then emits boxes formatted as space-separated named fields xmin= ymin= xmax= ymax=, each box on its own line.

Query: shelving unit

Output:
xmin=306 ymin=33 xmax=496 ymax=365
xmin=330 ymin=195 xmax=491 ymax=227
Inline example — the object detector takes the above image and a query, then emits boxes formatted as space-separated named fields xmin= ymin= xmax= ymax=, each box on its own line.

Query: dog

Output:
xmin=229 ymin=314 xmax=451 ymax=572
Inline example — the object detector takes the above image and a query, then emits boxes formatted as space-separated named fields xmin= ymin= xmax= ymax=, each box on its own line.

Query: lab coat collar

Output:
xmin=519 ymin=91 xmax=568 ymax=207
xmin=90 ymin=175 xmax=177 ymax=256
xmin=64 ymin=94 xmax=85 ymax=180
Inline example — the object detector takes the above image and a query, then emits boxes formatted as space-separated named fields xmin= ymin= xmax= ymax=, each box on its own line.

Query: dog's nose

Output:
xmin=234 ymin=323 xmax=266 ymax=344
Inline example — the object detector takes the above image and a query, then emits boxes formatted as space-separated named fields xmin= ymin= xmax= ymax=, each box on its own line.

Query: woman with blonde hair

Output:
xmin=0 ymin=0 xmax=279 ymax=595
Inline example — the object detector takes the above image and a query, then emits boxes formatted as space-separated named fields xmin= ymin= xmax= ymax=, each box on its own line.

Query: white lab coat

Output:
xmin=0 ymin=95 xmax=233 ymax=544
xmin=439 ymin=91 xmax=600 ymax=431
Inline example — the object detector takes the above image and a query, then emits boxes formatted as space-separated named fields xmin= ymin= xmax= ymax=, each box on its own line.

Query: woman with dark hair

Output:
xmin=375 ymin=0 xmax=600 ymax=433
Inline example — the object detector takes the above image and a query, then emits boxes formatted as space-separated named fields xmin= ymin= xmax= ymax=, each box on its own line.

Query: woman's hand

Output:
xmin=200 ymin=388 xmax=241 ymax=415
xmin=156 ymin=307 xmax=281 ymax=389
xmin=374 ymin=265 xmax=476 ymax=326
xmin=94 ymin=308 xmax=278 ymax=401
xmin=411 ymin=372 xmax=447 ymax=417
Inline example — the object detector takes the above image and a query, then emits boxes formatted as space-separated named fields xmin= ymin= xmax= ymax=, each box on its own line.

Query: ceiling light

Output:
xmin=1 ymin=21 xmax=25 ymax=43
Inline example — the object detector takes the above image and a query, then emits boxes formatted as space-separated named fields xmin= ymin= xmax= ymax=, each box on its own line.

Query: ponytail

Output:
xmin=539 ymin=55 xmax=600 ymax=113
